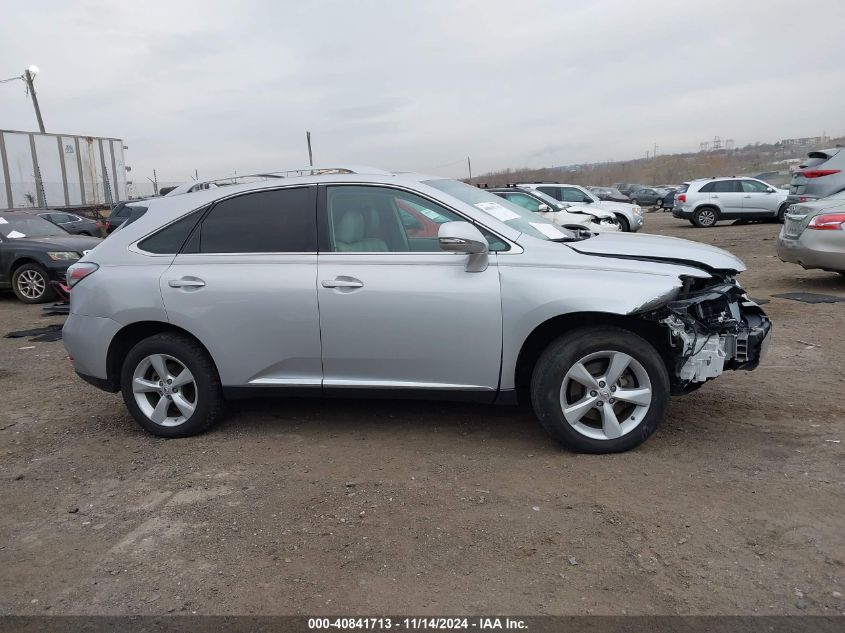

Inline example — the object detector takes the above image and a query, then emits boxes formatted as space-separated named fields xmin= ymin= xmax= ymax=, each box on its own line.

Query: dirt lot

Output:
xmin=1 ymin=213 xmax=843 ymax=616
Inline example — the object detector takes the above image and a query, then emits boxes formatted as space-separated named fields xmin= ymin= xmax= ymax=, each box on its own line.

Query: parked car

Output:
xmin=516 ymin=183 xmax=644 ymax=232
xmin=613 ymin=183 xmax=646 ymax=197
xmin=628 ymin=187 xmax=666 ymax=207
xmin=487 ymin=188 xmax=620 ymax=233
xmin=105 ymin=201 xmax=150 ymax=234
xmin=673 ymin=177 xmax=791 ymax=227
xmin=0 ymin=211 xmax=102 ymax=303
xmin=589 ymin=187 xmax=631 ymax=203
xmin=787 ymin=147 xmax=845 ymax=206
xmin=63 ymin=166 xmax=771 ymax=453
xmin=39 ymin=211 xmax=103 ymax=236
xmin=777 ymin=190 xmax=845 ymax=275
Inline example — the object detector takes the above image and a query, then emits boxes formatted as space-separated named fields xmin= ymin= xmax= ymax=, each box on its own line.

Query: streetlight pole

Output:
xmin=1 ymin=66 xmax=46 ymax=132
xmin=23 ymin=67 xmax=45 ymax=133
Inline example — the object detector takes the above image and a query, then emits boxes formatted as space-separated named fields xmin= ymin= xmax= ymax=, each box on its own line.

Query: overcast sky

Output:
xmin=2 ymin=0 xmax=844 ymax=186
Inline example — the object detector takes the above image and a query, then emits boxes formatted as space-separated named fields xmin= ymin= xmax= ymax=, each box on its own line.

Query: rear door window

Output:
xmin=537 ymin=186 xmax=563 ymax=201
xmin=711 ymin=181 xmax=741 ymax=193
xmin=198 ymin=187 xmax=317 ymax=253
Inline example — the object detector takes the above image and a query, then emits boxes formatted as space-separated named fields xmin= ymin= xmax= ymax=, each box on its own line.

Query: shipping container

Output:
xmin=0 ymin=129 xmax=126 ymax=211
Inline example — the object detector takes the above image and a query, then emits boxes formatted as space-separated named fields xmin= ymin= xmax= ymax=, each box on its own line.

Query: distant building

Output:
xmin=779 ymin=136 xmax=830 ymax=148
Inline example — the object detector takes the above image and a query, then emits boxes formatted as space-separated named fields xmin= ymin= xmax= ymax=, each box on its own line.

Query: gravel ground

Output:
xmin=1 ymin=213 xmax=843 ymax=615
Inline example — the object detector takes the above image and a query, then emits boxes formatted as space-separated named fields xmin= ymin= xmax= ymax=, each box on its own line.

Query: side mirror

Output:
xmin=537 ymin=203 xmax=550 ymax=212
xmin=438 ymin=221 xmax=488 ymax=255
xmin=766 ymin=187 xmax=775 ymax=193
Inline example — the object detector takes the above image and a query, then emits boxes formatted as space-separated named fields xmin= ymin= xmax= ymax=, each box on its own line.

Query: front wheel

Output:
xmin=120 ymin=333 xmax=224 ymax=438
xmin=530 ymin=326 xmax=670 ymax=453
xmin=616 ymin=215 xmax=630 ymax=232
xmin=12 ymin=263 xmax=56 ymax=304
xmin=777 ymin=204 xmax=790 ymax=223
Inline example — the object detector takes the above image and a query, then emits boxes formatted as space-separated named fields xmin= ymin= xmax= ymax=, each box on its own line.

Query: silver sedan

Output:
xmin=777 ymin=191 xmax=845 ymax=275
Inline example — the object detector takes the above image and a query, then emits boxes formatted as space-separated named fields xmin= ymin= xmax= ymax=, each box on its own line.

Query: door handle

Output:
xmin=743 ymin=195 xmax=752 ymax=198
xmin=168 ymin=277 xmax=206 ymax=288
xmin=711 ymin=195 xmax=719 ymax=199
xmin=322 ymin=278 xmax=363 ymax=289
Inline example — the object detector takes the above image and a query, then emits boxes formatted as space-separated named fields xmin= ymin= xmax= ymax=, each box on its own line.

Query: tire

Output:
xmin=616 ymin=215 xmax=630 ymax=232
xmin=12 ymin=263 xmax=56 ymax=304
xmin=120 ymin=332 xmax=224 ymax=438
xmin=530 ymin=326 xmax=670 ymax=453
xmin=777 ymin=204 xmax=790 ymax=223
xmin=692 ymin=207 xmax=718 ymax=228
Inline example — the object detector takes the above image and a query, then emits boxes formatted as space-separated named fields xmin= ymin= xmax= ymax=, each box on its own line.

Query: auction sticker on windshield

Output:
xmin=474 ymin=201 xmax=520 ymax=222
xmin=529 ymin=221 xmax=567 ymax=239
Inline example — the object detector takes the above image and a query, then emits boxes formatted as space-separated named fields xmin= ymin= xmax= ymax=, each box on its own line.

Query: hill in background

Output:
xmin=472 ymin=135 xmax=845 ymax=189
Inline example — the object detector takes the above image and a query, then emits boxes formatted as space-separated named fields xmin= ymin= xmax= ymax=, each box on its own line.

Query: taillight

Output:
xmin=801 ymin=169 xmax=841 ymax=179
xmin=807 ymin=213 xmax=845 ymax=230
xmin=678 ymin=194 xmax=686 ymax=203
xmin=66 ymin=262 xmax=99 ymax=287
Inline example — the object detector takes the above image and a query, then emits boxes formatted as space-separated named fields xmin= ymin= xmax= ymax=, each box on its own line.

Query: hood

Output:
xmin=594 ymin=200 xmax=639 ymax=212
xmin=567 ymin=232 xmax=745 ymax=273
xmin=6 ymin=234 xmax=102 ymax=253
xmin=562 ymin=204 xmax=615 ymax=220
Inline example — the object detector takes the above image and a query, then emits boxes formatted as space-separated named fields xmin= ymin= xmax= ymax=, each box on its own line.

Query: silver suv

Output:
xmin=788 ymin=147 xmax=845 ymax=205
xmin=63 ymin=166 xmax=771 ymax=453
xmin=673 ymin=177 xmax=790 ymax=227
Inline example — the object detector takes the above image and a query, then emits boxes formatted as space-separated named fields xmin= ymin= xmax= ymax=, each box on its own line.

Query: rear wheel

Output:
xmin=530 ymin=326 xmax=670 ymax=453
xmin=12 ymin=263 xmax=55 ymax=304
xmin=777 ymin=203 xmax=790 ymax=223
xmin=692 ymin=207 xmax=718 ymax=228
xmin=120 ymin=333 xmax=224 ymax=438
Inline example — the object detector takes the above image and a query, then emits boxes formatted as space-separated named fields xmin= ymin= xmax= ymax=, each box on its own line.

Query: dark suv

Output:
xmin=0 ymin=211 xmax=101 ymax=303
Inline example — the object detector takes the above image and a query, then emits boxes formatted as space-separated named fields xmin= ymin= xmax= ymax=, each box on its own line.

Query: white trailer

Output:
xmin=0 ymin=129 xmax=127 ymax=211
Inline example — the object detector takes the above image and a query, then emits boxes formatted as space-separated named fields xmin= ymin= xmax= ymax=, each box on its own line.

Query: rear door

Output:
xmin=707 ymin=180 xmax=743 ymax=215
xmin=159 ymin=186 xmax=323 ymax=388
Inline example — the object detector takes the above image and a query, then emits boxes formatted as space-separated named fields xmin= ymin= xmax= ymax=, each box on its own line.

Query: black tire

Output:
xmin=616 ymin=215 xmax=630 ymax=232
xmin=120 ymin=332 xmax=223 ymax=438
xmin=12 ymin=263 xmax=56 ymax=304
xmin=777 ymin=204 xmax=790 ymax=223
xmin=692 ymin=206 xmax=718 ymax=228
xmin=530 ymin=326 xmax=670 ymax=453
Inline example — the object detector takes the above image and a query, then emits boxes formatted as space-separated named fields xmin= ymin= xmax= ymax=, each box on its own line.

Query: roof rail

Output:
xmin=164 ymin=165 xmax=394 ymax=196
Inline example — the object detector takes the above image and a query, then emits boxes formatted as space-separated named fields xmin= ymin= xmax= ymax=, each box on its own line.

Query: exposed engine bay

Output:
xmin=646 ymin=275 xmax=772 ymax=392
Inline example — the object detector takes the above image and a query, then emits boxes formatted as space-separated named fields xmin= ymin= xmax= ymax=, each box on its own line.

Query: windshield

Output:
xmin=423 ymin=179 xmax=576 ymax=241
xmin=529 ymin=189 xmax=568 ymax=209
xmin=0 ymin=214 xmax=69 ymax=239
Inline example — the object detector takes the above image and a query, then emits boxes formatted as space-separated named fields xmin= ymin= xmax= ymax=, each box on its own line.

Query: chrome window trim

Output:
xmin=130 ymin=181 xmax=523 ymax=257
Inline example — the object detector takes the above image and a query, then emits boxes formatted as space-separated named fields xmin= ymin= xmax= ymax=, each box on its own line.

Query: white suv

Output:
xmin=673 ymin=178 xmax=790 ymax=228
xmin=516 ymin=183 xmax=644 ymax=233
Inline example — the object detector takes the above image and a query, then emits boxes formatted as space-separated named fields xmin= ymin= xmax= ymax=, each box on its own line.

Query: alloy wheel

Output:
xmin=698 ymin=209 xmax=716 ymax=226
xmin=132 ymin=354 xmax=198 ymax=427
xmin=17 ymin=270 xmax=46 ymax=299
xmin=559 ymin=350 xmax=652 ymax=441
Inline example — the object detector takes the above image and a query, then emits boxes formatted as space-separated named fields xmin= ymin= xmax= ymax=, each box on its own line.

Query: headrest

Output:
xmin=335 ymin=209 xmax=365 ymax=243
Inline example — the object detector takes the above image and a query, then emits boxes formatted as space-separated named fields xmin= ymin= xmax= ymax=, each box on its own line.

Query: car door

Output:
xmin=316 ymin=184 xmax=503 ymax=398
xmin=708 ymin=180 xmax=744 ymax=216
xmin=159 ymin=186 xmax=323 ymax=388
xmin=740 ymin=180 xmax=778 ymax=216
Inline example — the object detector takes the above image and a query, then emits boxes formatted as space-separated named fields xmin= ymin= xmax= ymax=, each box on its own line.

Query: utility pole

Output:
xmin=467 ymin=156 xmax=472 ymax=181
xmin=23 ymin=68 xmax=45 ymax=133
xmin=306 ymin=131 xmax=313 ymax=167
xmin=146 ymin=170 xmax=158 ymax=196
xmin=653 ymin=143 xmax=658 ymax=159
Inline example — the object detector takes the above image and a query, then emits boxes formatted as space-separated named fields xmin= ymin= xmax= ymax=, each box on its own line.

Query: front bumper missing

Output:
xmin=661 ymin=287 xmax=772 ymax=387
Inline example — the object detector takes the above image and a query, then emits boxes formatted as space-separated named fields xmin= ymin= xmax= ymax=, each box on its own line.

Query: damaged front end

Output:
xmin=646 ymin=276 xmax=772 ymax=393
